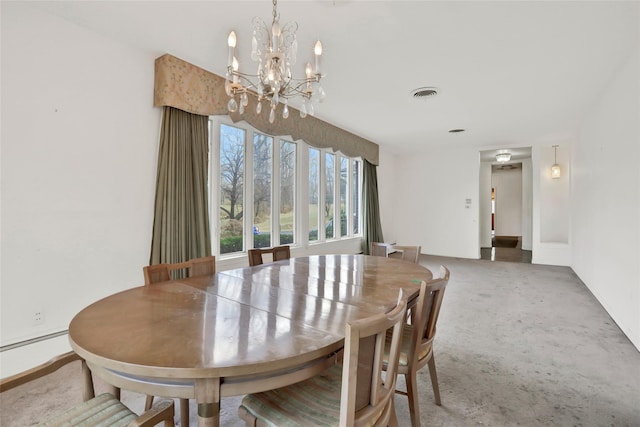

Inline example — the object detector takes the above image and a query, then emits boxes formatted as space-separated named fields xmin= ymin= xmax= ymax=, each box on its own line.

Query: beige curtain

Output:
xmin=149 ymin=107 xmax=211 ymax=265
xmin=362 ymin=160 xmax=384 ymax=255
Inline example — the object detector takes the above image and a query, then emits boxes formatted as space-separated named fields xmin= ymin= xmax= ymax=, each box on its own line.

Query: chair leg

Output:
xmin=180 ymin=398 xmax=190 ymax=427
xmin=405 ymin=371 xmax=421 ymax=427
xmin=388 ymin=398 xmax=399 ymax=427
xmin=145 ymin=395 xmax=154 ymax=411
xmin=427 ymin=354 xmax=442 ymax=405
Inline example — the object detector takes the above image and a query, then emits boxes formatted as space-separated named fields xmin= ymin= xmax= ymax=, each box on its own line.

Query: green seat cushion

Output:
xmin=240 ymin=364 xmax=387 ymax=427
xmin=38 ymin=393 xmax=137 ymax=427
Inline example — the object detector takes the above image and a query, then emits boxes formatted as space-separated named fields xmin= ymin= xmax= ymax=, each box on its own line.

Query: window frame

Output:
xmin=209 ymin=116 xmax=363 ymax=260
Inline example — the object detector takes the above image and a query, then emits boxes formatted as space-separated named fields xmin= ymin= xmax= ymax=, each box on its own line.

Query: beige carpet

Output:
xmin=2 ymin=255 xmax=640 ymax=426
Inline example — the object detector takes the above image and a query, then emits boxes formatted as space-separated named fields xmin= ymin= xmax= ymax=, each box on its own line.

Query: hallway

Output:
xmin=481 ymin=247 xmax=532 ymax=263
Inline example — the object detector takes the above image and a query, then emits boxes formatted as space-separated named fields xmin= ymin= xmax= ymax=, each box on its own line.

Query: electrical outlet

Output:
xmin=34 ymin=309 xmax=45 ymax=325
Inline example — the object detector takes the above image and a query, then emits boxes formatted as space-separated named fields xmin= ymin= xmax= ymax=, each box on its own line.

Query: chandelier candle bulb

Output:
xmin=314 ymin=40 xmax=322 ymax=74
xmin=232 ymin=57 xmax=239 ymax=84
xmin=228 ymin=31 xmax=236 ymax=67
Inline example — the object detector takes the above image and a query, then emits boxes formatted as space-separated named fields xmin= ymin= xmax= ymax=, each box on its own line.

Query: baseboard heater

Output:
xmin=0 ymin=330 xmax=68 ymax=352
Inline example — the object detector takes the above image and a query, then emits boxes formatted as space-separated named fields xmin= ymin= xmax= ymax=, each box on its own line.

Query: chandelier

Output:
xmin=225 ymin=0 xmax=325 ymax=123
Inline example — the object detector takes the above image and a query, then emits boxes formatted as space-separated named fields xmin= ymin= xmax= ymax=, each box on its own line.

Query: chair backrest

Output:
xmin=410 ymin=266 xmax=450 ymax=366
xmin=393 ymin=245 xmax=421 ymax=264
xmin=189 ymin=256 xmax=217 ymax=277
xmin=340 ymin=290 xmax=408 ymax=426
xmin=143 ymin=256 xmax=216 ymax=284
xmin=247 ymin=246 xmax=291 ymax=266
xmin=370 ymin=242 xmax=389 ymax=257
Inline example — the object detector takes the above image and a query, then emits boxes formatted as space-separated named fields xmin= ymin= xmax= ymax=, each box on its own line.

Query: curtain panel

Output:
xmin=362 ymin=160 xmax=384 ymax=255
xmin=154 ymin=53 xmax=379 ymax=165
xmin=150 ymin=106 xmax=211 ymax=265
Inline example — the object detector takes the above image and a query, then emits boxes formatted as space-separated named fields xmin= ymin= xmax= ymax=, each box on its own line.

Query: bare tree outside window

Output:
xmin=253 ymin=132 xmax=272 ymax=248
xmin=280 ymin=141 xmax=296 ymax=244
xmin=308 ymin=148 xmax=320 ymax=241
xmin=340 ymin=156 xmax=348 ymax=237
xmin=219 ymin=124 xmax=245 ymax=254
xmin=325 ymin=153 xmax=335 ymax=239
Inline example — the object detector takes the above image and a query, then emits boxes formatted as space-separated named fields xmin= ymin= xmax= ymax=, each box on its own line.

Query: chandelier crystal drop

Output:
xmin=226 ymin=0 xmax=325 ymax=122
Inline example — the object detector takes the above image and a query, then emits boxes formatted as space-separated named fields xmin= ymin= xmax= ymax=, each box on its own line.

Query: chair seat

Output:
xmin=383 ymin=325 xmax=431 ymax=368
xmin=393 ymin=324 xmax=431 ymax=367
xmin=38 ymin=393 xmax=137 ymax=427
xmin=239 ymin=364 xmax=385 ymax=427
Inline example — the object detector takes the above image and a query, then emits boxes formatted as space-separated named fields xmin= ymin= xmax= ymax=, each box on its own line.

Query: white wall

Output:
xmin=479 ymin=162 xmax=492 ymax=248
xmin=492 ymin=167 xmax=523 ymax=236
xmin=521 ymin=158 xmax=533 ymax=250
xmin=392 ymin=146 xmax=480 ymax=259
xmin=571 ymin=48 xmax=640 ymax=350
xmin=1 ymin=3 xmax=161 ymax=375
xmin=539 ymin=146 xmax=571 ymax=243
xmin=532 ymin=144 xmax=573 ymax=266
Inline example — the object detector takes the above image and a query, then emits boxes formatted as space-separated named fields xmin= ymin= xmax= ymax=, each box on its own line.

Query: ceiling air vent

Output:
xmin=411 ymin=87 xmax=439 ymax=100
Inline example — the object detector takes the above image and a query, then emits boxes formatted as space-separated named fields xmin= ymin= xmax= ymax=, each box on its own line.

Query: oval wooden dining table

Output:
xmin=69 ymin=254 xmax=432 ymax=426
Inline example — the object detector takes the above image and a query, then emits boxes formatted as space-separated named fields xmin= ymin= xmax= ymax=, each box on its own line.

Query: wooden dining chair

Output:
xmin=0 ymin=351 xmax=175 ymax=426
xmin=370 ymin=241 xmax=390 ymax=257
xmin=392 ymin=245 xmax=422 ymax=264
xmin=189 ymin=255 xmax=217 ymax=277
xmin=237 ymin=290 xmax=408 ymax=427
xmin=142 ymin=255 xmax=215 ymax=426
xmin=143 ymin=261 xmax=191 ymax=284
xmin=247 ymin=245 xmax=291 ymax=266
xmin=383 ymin=265 xmax=450 ymax=427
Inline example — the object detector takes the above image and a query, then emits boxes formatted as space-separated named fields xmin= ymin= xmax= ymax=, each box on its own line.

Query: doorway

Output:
xmin=479 ymin=149 xmax=532 ymax=263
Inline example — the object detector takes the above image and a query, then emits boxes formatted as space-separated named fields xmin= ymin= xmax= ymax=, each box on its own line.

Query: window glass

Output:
xmin=219 ymin=124 xmax=245 ymax=254
xmin=340 ymin=156 xmax=348 ymax=237
xmin=280 ymin=140 xmax=296 ymax=245
xmin=325 ymin=153 xmax=335 ymax=239
xmin=253 ymin=132 xmax=272 ymax=248
xmin=308 ymin=148 xmax=320 ymax=242
xmin=352 ymin=159 xmax=361 ymax=234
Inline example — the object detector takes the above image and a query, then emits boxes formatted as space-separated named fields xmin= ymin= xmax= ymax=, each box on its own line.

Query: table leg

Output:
xmin=195 ymin=378 xmax=221 ymax=427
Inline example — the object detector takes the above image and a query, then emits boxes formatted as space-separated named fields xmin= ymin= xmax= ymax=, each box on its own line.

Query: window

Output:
xmin=210 ymin=118 xmax=362 ymax=258
xmin=253 ymin=132 xmax=272 ymax=248
xmin=219 ymin=124 xmax=245 ymax=255
xmin=339 ymin=156 xmax=348 ymax=237
xmin=352 ymin=159 xmax=360 ymax=234
xmin=280 ymin=140 xmax=296 ymax=244
xmin=308 ymin=148 xmax=320 ymax=242
xmin=325 ymin=153 xmax=335 ymax=239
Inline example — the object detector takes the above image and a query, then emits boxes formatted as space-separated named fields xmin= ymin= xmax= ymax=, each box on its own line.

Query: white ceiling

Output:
xmin=30 ymin=1 xmax=639 ymax=156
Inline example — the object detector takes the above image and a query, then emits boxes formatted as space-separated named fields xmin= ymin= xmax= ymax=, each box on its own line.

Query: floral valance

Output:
xmin=154 ymin=54 xmax=379 ymax=165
